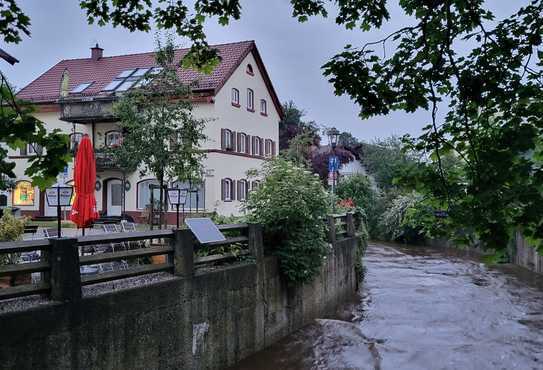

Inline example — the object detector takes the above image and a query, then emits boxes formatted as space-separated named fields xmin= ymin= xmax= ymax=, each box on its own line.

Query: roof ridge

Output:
xmin=60 ymin=40 xmax=255 ymax=62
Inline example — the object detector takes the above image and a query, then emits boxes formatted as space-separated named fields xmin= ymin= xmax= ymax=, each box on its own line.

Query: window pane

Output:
xmin=137 ymin=180 xmax=159 ymax=209
xmin=173 ymin=181 xmax=204 ymax=208
xmin=71 ymin=82 xmax=93 ymax=93
xmin=132 ymin=68 xmax=150 ymax=77
xmin=110 ymin=183 xmax=122 ymax=206
xmin=117 ymin=69 xmax=136 ymax=78
xmin=103 ymin=79 xmax=123 ymax=91
xmin=115 ymin=79 xmax=137 ymax=92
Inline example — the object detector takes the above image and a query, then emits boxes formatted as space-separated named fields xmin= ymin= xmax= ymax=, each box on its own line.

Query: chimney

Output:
xmin=91 ymin=43 xmax=103 ymax=61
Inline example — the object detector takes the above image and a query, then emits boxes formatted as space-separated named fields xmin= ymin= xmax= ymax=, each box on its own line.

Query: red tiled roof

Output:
xmin=18 ymin=41 xmax=256 ymax=103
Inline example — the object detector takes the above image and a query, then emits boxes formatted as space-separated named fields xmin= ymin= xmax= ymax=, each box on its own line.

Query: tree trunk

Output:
xmin=159 ymin=173 xmax=164 ymax=230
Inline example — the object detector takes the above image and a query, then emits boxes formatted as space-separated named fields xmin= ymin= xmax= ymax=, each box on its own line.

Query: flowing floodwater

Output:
xmin=231 ymin=243 xmax=543 ymax=370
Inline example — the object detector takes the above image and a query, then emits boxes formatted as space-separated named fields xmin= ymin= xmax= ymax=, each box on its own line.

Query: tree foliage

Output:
xmin=279 ymin=100 xmax=319 ymax=151
xmin=245 ymin=158 xmax=331 ymax=284
xmin=114 ymin=36 xmax=207 ymax=223
xmin=0 ymin=74 xmax=70 ymax=190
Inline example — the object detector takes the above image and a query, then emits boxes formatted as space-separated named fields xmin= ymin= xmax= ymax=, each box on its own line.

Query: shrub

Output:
xmin=379 ymin=192 xmax=424 ymax=243
xmin=245 ymin=158 xmax=331 ymax=284
xmin=0 ymin=210 xmax=25 ymax=265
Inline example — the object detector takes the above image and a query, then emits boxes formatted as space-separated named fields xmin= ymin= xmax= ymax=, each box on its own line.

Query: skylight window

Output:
xmin=132 ymin=68 xmax=150 ymax=77
xmin=102 ymin=67 xmax=157 ymax=93
xmin=117 ymin=69 xmax=136 ymax=78
xmin=71 ymin=82 xmax=93 ymax=93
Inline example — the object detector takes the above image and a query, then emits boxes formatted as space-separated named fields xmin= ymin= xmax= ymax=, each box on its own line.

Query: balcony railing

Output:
xmin=59 ymin=96 xmax=116 ymax=123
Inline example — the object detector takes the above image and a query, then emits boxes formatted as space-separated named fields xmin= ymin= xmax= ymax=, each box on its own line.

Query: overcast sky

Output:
xmin=3 ymin=1 xmax=524 ymax=142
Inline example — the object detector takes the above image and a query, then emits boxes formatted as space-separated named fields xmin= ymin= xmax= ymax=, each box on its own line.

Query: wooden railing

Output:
xmin=0 ymin=223 xmax=262 ymax=303
xmin=0 ymin=214 xmax=359 ymax=303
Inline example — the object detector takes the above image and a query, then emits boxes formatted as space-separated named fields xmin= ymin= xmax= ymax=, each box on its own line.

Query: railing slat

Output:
xmin=195 ymin=250 xmax=249 ymax=264
xmin=0 ymin=283 xmax=50 ymax=300
xmin=80 ymin=263 xmax=173 ymax=286
xmin=217 ymin=223 xmax=249 ymax=231
xmin=0 ymin=261 xmax=49 ymax=277
xmin=0 ymin=239 xmax=50 ymax=254
xmin=201 ymin=236 xmax=248 ymax=247
xmin=77 ymin=230 xmax=174 ymax=246
xmin=79 ymin=246 xmax=173 ymax=266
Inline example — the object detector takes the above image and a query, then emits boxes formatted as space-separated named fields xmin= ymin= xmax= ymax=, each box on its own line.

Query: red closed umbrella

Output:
xmin=70 ymin=134 xmax=99 ymax=233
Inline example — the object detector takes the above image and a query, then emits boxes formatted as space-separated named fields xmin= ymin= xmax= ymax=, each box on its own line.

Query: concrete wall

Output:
xmin=0 ymin=237 xmax=358 ymax=370
xmin=514 ymin=231 xmax=543 ymax=273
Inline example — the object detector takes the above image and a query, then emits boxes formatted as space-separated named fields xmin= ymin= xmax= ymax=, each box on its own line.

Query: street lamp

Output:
xmin=167 ymin=187 xmax=188 ymax=229
xmin=327 ymin=128 xmax=340 ymax=212
xmin=45 ymin=185 xmax=74 ymax=237
xmin=328 ymin=128 xmax=340 ymax=149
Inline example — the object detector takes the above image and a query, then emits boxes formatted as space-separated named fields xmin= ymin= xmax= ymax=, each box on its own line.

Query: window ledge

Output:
xmin=260 ymin=112 xmax=268 ymax=117
xmin=246 ymin=71 xmax=255 ymax=76
xmin=247 ymin=108 xmax=255 ymax=113
xmin=231 ymin=102 xmax=241 ymax=108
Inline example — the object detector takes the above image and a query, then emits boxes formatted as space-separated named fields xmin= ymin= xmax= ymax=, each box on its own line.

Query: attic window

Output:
xmin=71 ymin=82 xmax=93 ymax=93
xmin=102 ymin=67 xmax=154 ymax=92
xmin=246 ymin=64 xmax=254 ymax=76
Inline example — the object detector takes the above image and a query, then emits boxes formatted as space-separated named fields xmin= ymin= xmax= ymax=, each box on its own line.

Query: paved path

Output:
xmin=232 ymin=243 xmax=543 ymax=370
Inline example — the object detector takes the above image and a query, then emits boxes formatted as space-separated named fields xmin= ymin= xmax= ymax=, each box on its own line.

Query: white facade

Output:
xmin=8 ymin=48 xmax=280 ymax=220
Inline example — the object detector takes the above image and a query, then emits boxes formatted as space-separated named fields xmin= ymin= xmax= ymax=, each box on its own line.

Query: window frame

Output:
xmin=105 ymin=130 xmax=123 ymax=148
xmin=247 ymin=89 xmax=255 ymax=112
xmin=246 ymin=64 xmax=254 ymax=76
xmin=69 ymin=132 xmax=84 ymax=152
xmin=238 ymin=133 xmax=247 ymax=153
xmin=136 ymin=179 xmax=161 ymax=210
xmin=265 ymin=139 xmax=273 ymax=158
xmin=223 ymin=129 xmax=233 ymax=150
xmin=231 ymin=88 xmax=240 ymax=107
xmin=237 ymin=180 xmax=248 ymax=201
xmin=222 ymin=178 xmax=234 ymax=202
xmin=260 ymin=99 xmax=267 ymax=116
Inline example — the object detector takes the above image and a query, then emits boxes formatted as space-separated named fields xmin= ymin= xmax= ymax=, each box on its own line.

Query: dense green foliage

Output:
xmin=0 ymin=75 xmax=70 ymax=190
xmin=114 ymin=36 xmax=207 ymax=223
xmin=245 ymin=158 xmax=331 ymax=284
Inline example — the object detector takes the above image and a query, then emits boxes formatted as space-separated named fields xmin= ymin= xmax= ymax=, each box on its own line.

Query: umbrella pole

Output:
xmin=82 ymin=227 xmax=85 ymax=236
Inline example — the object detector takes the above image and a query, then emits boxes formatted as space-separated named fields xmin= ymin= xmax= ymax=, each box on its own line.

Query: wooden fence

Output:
xmin=0 ymin=213 xmax=359 ymax=303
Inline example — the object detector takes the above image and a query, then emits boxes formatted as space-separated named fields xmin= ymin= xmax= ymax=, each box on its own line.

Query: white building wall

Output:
xmin=7 ymin=50 xmax=280 ymax=218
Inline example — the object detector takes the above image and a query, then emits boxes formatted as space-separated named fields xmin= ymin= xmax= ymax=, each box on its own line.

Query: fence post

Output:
xmin=172 ymin=229 xmax=194 ymax=278
xmin=248 ymin=223 xmax=265 ymax=349
xmin=50 ymin=237 xmax=81 ymax=302
xmin=327 ymin=216 xmax=336 ymax=244
xmin=346 ymin=212 xmax=356 ymax=237
xmin=248 ymin=224 xmax=264 ymax=263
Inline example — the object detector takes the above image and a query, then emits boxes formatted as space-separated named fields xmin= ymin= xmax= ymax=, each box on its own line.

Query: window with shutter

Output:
xmin=222 ymin=178 xmax=233 ymax=201
xmin=247 ymin=89 xmax=254 ymax=111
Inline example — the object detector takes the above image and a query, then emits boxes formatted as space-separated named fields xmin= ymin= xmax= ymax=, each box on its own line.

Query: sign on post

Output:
xmin=185 ymin=218 xmax=226 ymax=244
xmin=45 ymin=187 xmax=73 ymax=207
xmin=328 ymin=156 xmax=339 ymax=172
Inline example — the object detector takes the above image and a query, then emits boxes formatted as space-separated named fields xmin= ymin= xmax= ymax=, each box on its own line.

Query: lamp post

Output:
xmin=45 ymin=185 xmax=74 ymax=238
xmin=167 ymin=187 xmax=188 ymax=229
xmin=327 ymin=128 xmax=340 ymax=212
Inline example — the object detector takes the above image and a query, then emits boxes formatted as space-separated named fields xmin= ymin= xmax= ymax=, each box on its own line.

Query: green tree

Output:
xmin=279 ymin=100 xmax=319 ymax=151
xmin=245 ymin=158 xmax=331 ymax=284
xmin=0 ymin=74 xmax=70 ymax=189
xmin=114 ymin=36 xmax=207 ymax=226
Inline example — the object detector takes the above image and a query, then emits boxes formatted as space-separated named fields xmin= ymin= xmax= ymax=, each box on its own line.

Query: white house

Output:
xmin=9 ymin=41 xmax=282 ymax=222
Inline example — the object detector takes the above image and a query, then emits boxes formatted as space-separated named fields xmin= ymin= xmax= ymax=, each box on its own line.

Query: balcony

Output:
xmin=59 ymin=96 xmax=116 ymax=123
xmin=95 ymin=150 xmax=120 ymax=171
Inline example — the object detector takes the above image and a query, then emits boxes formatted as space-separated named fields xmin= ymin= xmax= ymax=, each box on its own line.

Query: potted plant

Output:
xmin=0 ymin=209 xmax=28 ymax=288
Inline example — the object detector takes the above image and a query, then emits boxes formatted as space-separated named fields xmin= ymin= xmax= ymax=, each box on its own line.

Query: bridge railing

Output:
xmin=0 ymin=214 xmax=359 ymax=303
xmin=0 ymin=223 xmax=262 ymax=303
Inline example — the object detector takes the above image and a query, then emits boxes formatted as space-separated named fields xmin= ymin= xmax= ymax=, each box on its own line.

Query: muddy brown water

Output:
xmin=230 ymin=243 xmax=543 ymax=370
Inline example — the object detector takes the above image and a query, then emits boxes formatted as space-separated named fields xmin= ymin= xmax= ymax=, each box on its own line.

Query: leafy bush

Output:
xmin=336 ymin=174 xmax=380 ymax=237
xmin=0 ymin=210 xmax=25 ymax=265
xmin=379 ymin=192 xmax=424 ymax=243
xmin=245 ymin=158 xmax=331 ymax=284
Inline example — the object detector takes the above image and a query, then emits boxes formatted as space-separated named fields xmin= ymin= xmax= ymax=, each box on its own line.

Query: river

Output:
xmin=231 ymin=243 xmax=543 ymax=370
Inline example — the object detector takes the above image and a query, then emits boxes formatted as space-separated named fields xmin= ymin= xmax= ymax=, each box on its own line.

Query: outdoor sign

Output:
xmin=328 ymin=156 xmax=340 ymax=172
xmin=185 ymin=217 xmax=226 ymax=244
xmin=45 ymin=186 xmax=74 ymax=207
xmin=168 ymin=188 xmax=188 ymax=206
xmin=328 ymin=171 xmax=338 ymax=186
xmin=434 ymin=210 xmax=449 ymax=218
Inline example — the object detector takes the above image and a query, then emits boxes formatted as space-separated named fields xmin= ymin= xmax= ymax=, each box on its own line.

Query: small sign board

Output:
xmin=434 ymin=210 xmax=449 ymax=218
xmin=185 ymin=218 xmax=226 ymax=244
xmin=168 ymin=188 xmax=188 ymax=206
xmin=328 ymin=156 xmax=340 ymax=172
xmin=45 ymin=187 xmax=73 ymax=206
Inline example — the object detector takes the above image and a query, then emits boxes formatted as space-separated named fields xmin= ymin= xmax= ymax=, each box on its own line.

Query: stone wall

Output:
xmin=0 ymin=236 xmax=358 ymax=370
